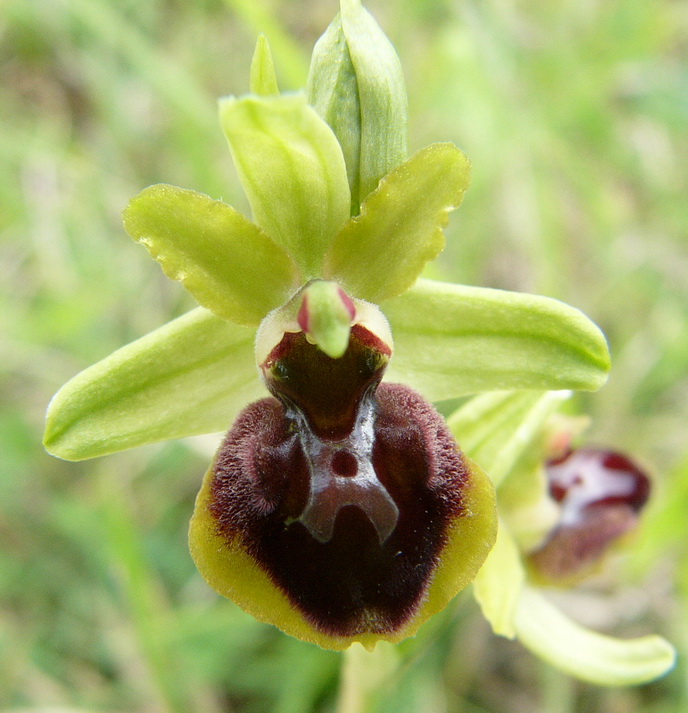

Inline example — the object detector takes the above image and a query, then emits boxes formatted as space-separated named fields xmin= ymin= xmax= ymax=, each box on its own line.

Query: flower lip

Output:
xmin=202 ymin=382 xmax=475 ymax=639
xmin=527 ymin=447 xmax=651 ymax=583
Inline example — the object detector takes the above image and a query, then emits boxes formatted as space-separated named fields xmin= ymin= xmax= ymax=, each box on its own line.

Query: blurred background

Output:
xmin=1 ymin=0 xmax=687 ymax=711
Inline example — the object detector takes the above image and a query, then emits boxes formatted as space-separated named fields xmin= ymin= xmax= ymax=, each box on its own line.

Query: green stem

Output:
xmin=336 ymin=646 xmax=365 ymax=713
xmin=336 ymin=642 xmax=399 ymax=713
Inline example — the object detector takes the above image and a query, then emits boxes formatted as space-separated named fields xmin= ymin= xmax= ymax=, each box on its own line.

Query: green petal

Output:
xmin=447 ymin=390 xmax=569 ymax=488
xmin=44 ymin=308 xmax=264 ymax=461
xmin=324 ymin=144 xmax=470 ymax=302
xmin=472 ymin=522 xmax=524 ymax=638
xmin=384 ymin=279 xmax=611 ymax=400
xmin=514 ymin=586 xmax=676 ymax=685
xmin=123 ymin=185 xmax=300 ymax=326
xmin=219 ymin=94 xmax=350 ymax=277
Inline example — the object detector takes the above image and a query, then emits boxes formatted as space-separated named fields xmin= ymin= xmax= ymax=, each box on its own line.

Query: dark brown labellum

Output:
xmin=206 ymin=326 xmax=471 ymax=638
xmin=528 ymin=447 xmax=651 ymax=582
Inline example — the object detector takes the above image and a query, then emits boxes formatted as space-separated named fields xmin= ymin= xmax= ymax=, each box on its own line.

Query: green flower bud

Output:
xmin=308 ymin=0 xmax=408 ymax=214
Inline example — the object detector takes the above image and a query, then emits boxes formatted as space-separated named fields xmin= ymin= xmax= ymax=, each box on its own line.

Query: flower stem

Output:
xmin=336 ymin=642 xmax=399 ymax=713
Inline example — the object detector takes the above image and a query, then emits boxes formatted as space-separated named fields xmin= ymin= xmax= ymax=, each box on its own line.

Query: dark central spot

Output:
xmin=331 ymin=450 xmax=358 ymax=477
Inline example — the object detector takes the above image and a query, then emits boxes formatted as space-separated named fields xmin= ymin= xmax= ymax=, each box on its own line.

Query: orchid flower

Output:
xmin=449 ymin=390 xmax=675 ymax=685
xmin=42 ymin=0 xmax=673 ymax=678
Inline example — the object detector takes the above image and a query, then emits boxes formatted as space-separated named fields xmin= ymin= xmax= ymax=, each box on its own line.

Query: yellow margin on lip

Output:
xmin=188 ymin=456 xmax=496 ymax=651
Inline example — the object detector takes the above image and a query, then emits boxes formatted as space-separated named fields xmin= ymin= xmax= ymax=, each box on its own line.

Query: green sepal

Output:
xmin=515 ymin=586 xmax=676 ymax=685
xmin=219 ymin=93 xmax=350 ymax=277
xmin=250 ymin=35 xmax=279 ymax=96
xmin=43 ymin=308 xmax=265 ymax=461
xmin=123 ymin=184 xmax=300 ymax=326
xmin=384 ymin=279 xmax=611 ymax=400
xmin=457 ymin=391 xmax=565 ymax=638
xmin=325 ymin=144 xmax=470 ymax=303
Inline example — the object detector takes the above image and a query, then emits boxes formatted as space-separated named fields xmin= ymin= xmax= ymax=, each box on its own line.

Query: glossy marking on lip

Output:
xmin=547 ymin=448 xmax=650 ymax=519
xmin=528 ymin=447 xmax=651 ymax=582
xmin=288 ymin=392 xmax=399 ymax=544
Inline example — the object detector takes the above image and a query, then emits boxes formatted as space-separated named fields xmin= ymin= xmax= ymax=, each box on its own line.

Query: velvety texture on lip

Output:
xmin=204 ymin=327 xmax=471 ymax=638
xmin=208 ymin=383 xmax=469 ymax=637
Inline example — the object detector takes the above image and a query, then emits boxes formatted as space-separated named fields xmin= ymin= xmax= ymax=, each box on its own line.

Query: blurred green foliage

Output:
xmin=1 ymin=0 xmax=687 ymax=711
